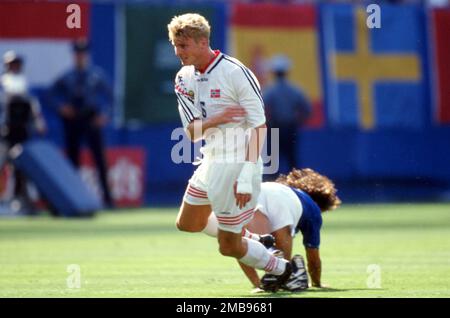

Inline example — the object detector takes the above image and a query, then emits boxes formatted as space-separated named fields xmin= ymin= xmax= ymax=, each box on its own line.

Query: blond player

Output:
xmin=168 ymin=13 xmax=292 ymax=291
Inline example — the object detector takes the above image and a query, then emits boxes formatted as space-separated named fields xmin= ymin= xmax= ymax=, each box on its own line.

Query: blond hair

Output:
xmin=167 ymin=13 xmax=211 ymax=43
xmin=276 ymin=168 xmax=341 ymax=212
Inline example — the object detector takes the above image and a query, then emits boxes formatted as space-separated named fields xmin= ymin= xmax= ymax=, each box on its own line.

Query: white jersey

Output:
xmin=257 ymin=182 xmax=303 ymax=236
xmin=0 ymin=73 xmax=45 ymax=131
xmin=174 ymin=51 xmax=266 ymax=160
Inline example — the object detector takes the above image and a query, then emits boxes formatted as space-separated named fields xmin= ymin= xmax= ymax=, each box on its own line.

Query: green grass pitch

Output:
xmin=0 ymin=204 xmax=449 ymax=298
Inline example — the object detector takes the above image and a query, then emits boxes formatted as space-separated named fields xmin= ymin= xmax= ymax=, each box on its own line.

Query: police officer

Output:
xmin=263 ymin=55 xmax=312 ymax=174
xmin=51 ymin=39 xmax=113 ymax=207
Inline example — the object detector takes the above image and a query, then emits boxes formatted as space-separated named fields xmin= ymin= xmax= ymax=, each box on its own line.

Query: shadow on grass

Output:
xmin=241 ymin=287 xmax=386 ymax=298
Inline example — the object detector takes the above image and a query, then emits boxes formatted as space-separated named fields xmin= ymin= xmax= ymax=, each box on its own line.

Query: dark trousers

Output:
xmin=267 ymin=122 xmax=299 ymax=175
xmin=279 ymin=124 xmax=298 ymax=170
xmin=63 ymin=118 xmax=112 ymax=206
xmin=6 ymin=129 xmax=29 ymax=198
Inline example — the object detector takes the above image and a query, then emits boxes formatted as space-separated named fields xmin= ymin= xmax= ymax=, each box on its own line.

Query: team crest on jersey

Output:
xmin=210 ymin=89 xmax=221 ymax=98
xmin=188 ymin=90 xmax=195 ymax=99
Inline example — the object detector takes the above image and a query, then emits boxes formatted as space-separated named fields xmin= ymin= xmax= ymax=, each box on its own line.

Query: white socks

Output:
xmin=243 ymin=228 xmax=260 ymax=241
xmin=202 ymin=213 xmax=219 ymax=237
xmin=202 ymin=215 xmax=286 ymax=275
xmin=239 ymin=237 xmax=287 ymax=275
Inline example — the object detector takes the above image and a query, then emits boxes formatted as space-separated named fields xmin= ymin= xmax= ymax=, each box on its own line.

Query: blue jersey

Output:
xmin=291 ymin=187 xmax=323 ymax=249
xmin=51 ymin=66 xmax=112 ymax=116
xmin=263 ymin=78 xmax=311 ymax=126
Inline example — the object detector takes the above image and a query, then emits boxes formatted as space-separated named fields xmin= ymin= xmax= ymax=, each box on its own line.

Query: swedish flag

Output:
xmin=321 ymin=4 xmax=427 ymax=130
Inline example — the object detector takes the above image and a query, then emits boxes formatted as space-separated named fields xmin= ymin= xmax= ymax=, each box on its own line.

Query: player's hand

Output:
xmin=234 ymin=162 xmax=256 ymax=209
xmin=212 ymin=105 xmax=247 ymax=126
xmin=251 ymin=287 xmax=265 ymax=294
xmin=312 ymin=282 xmax=330 ymax=289
xmin=234 ymin=182 xmax=251 ymax=209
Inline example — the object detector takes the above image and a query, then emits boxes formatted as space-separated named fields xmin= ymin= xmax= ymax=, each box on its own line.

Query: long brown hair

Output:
xmin=275 ymin=168 xmax=341 ymax=212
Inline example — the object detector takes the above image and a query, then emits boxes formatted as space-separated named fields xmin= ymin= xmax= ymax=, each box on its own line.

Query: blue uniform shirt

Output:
xmin=263 ymin=78 xmax=311 ymax=125
xmin=52 ymin=66 xmax=112 ymax=116
xmin=291 ymin=187 xmax=323 ymax=249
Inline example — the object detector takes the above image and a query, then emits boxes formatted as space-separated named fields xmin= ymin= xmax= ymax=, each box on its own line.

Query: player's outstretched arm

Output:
xmin=305 ymin=247 xmax=322 ymax=287
xmin=238 ymin=261 xmax=261 ymax=288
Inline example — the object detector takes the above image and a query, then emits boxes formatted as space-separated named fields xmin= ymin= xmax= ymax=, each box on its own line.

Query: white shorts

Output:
xmin=258 ymin=182 xmax=302 ymax=237
xmin=183 ymin=159 xmax=263 ymax=234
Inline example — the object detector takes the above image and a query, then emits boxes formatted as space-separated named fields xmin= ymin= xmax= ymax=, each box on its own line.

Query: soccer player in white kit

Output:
xmin=168 ymin=13 xmax=292 ymax=291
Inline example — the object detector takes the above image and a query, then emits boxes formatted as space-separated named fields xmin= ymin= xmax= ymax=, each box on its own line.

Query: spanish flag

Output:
xmin=230 ymin=3 xmax=324 ymax=129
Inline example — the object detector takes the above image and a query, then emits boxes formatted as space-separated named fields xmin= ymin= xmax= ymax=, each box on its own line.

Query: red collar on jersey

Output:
xmin=198 ymin=50 xmax=220 ymax=74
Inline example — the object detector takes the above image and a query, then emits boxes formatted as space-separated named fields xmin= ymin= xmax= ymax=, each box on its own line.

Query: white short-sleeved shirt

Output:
xmin=174 ymin=50 xmax=266 ymax=161
xmin=257 ymin=182 xmax=303 ymax=236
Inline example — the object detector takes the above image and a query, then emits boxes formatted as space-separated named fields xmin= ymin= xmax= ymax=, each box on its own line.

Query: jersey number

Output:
xmin=200 ymin=101 xmax=207 ymax=118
